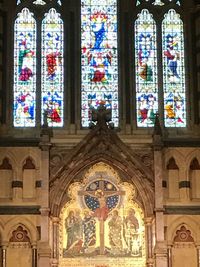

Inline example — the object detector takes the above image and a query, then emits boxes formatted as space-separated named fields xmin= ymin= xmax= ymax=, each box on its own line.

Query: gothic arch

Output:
xmin=2 ymin=217 xmax=37 ymax=244
xmin=20 ymin=150 xmax=40 ymax=171
xmin=0 ymin=150 xmax=17 ymax=175
xmin=50 ymin=153 xmax=154 ymax=218
xmin=22 ymin=157 xmax=36 ymax=170
xmin=186 ymin=149 xmax=200 ymax=172
xmin=164 ymin=149 xmax=185 ymax=169
xmin=167 ymin=216 xmax=200 ymax=245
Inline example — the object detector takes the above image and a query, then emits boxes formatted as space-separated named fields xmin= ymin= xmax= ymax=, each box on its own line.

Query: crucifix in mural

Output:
xmin=78 ymin=178 xmax=125 ymax=255
xmin=60 ymin=163 xmax=146 ymax=266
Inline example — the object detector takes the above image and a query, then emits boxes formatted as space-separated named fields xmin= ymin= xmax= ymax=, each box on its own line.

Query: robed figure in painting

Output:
xmin=82 ymin=210 xmax=96 ymax=252
xmin=124 ymin=208 xmax=140 ymax=256
xmin=65 ymin=210 xmax=83 ymax=253
xmin=108 ymin=210 xmax=123 ymax=254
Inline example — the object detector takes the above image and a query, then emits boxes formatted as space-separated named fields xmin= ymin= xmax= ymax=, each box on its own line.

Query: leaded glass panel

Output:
xmin=135 ymin=9 xmax=158 ymax=127
xmin=162 ymin=9 xmax=186 ymax=127
xmin=81 ymin=0 xmax=118 ymax=127
xmin=13 ymin=8 xmax=36 ymax=127
xmin=41 ymin=8 xmax=64 ymax=126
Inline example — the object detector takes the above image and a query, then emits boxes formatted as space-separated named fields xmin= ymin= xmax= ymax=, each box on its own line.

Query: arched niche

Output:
xmin=189 ymin=158 xmax=200 ymax=199
xmin=22 ymin=157 xmax=36 ymax=199
xmin=171 ymin=225 xmax=197 ymax=267
xmin=166 ymin=157 xmax=180 ymax=200
xmin=7 ymin=225 xmax=32 ymax=267
xmin=0 ymin=158 xmax=13 ymax=199
xmin=59 ymin=162 xmax=146 ymax=267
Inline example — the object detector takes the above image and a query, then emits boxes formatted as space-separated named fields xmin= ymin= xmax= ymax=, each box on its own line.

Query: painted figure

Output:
xmin=164 ymin=34 xmax=180 ymax=83
xmin=18 ymin=39 xmax=34 ymax=82
xmin=108 ymin=210 xmax=123 ymax=253
xmin=124 ymin=208 xmax=140 ymax=255
xmin=82 ymin=210 xmax=96 ymax=251
xmin=138 ymin=33 xmax=153 ymax=82
xmin=65 ymin=210 xmax=83 ymax=252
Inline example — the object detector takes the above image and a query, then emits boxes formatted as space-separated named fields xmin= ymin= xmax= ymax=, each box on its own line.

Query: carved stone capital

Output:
xmin=147 ymin=258 xmax=154 ymax=267
xmin=40 ymin=207 xmax=50 ymax=216
xmin=144 ymin=216 xmax=154 ymax=225
xmin=51 ymin=216 xmax=60 ymax=224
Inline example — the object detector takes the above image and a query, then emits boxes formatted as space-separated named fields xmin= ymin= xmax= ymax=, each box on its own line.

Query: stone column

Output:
xmin=153 ymin=115 xmax=168 ymax=267
xmin=32 ymin=243 xmax=37 ymax=267
xmin=2 ymin=243 xmax=8 ymax=267
xmin=167 ymin=245 xmax=172 ymax=267
xmin=145 ymin=217 xmax=154 ymax=267
xmin=51 ymin=217 xmax=60 ymax=267
xmin=38 ymin=125 xmax=52 ymax=267
xmin=197 ymin=246 xmax=200 ymax=267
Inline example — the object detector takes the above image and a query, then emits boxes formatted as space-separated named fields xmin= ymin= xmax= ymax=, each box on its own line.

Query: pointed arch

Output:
xmin=135 ymin=9 xmax=158 ymax=127
xmin=167 ymin=216 xmax=199 ymax=244
xmin=0 ymin=157 xmax=13 ymax=170
xmin=189 ymin=157 xmax=200 ymax=199
xmin=3 ymin=217 xmax=37 ymax=243
xmin=81 ymin=0 xmax=119 ymax=127
xmin=167 ymin=157 xmax=179 ymax=170
xmin=50 ymin=153 xmax=154 ymax=218
xmin=41 ymin=8 xmax=64 ymax=126
xmin=166 ymin=156 xmax=180 ymax=199
xmin=23 ymin=157 xmax=36 ymax=170
xmin=162 ymin=9 xmax=186 ymax=127
xmin=13 ymin=8 xmax=36 ymax=127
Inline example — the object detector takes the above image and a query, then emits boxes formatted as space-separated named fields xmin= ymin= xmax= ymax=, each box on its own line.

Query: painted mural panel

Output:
xmin=60 ymin=163 xmax=146 ymax=267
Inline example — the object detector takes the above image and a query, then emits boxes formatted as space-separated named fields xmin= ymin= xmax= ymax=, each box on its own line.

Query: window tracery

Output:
xmin=81 ymin=0 xmax=119 ymax=127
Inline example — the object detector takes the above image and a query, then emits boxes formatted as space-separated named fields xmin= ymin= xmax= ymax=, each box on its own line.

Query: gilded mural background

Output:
xmin=59 ymin=163 xmax=146 ymax=267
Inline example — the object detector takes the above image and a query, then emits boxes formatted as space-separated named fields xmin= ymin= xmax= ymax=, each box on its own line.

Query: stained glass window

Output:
xmin=135 ymin=9 xmax=158 ymax=127
xmin=41 ymin=8 xmax=64 ymax=127
xmin=81 ymin=0 xmax=118 ymax=127
xmin=136 ymin=0 xmax=181 ymax=6
xmin=162 ymin=9 xmax=186 ymax=127
xmin=13 ymin=8 xmax=36 ymax=127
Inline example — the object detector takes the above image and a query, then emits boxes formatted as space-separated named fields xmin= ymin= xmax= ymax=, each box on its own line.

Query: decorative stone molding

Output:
xmin=9 ymin=225 xmax=30 ymax=243
xmin=173 ymin=226 xmax=194 ymax=243
xmin=40 ymin=207 xmax=50 ymax=216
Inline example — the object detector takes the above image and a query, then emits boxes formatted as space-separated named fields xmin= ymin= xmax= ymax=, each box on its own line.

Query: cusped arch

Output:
xmin=167 ymin=216 xmax=199 ymax=244
xmin=50 ymin=154 xmax=154 ymax=218
xmin=2 ymin=217 xmax=37 ymax=243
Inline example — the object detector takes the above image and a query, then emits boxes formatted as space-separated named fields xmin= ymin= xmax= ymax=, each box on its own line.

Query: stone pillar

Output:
xmin=167 ymin=245 xmax=172 ymax=267
xmin=153 ymin=115 xmax=168 ymax=267
xmin=197 ymin=246 xmax=200 ymax=267
xmin=145 ymin=217 xmax=154 ymax=267
xmin=51 ymin=217 xmax=60 ymax=267
xmin=38 ymin=126 xmax=52 ymax=267
xmin=2 ymin=243 xmax=8 ymax=267
xmin=32 ymin=243 xmax=37 ymax=267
